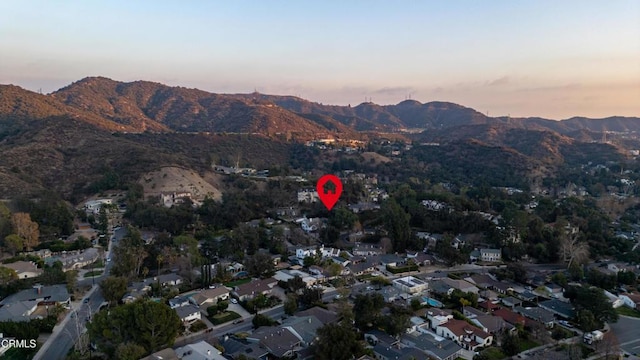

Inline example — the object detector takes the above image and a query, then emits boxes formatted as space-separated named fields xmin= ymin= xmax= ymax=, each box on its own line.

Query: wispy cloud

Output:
xmin=485 ymin=76 xmax=510 ymax=86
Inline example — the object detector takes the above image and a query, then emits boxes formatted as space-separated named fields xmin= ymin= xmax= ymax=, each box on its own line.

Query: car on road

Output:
xmin=83 ymin=298 xmax=90 ymax=303
xmin=232 ymin=319 xmax=244 ymax=324
xmin=230 ymin=298 xmax=238 ymax=304
xmin=106 ymin=258 xmax=111 ymax=262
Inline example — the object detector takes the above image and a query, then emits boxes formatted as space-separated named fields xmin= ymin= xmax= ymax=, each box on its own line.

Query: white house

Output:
xmin=392 ymin=276 xmax=428 ymax=294
xmin=619 ymin=293 xmax=640 ymax=309
xmin=84 ymin=199 xmax=112 ymax=214
xmin=436 ymin=319 xmax=493 ymax=352
xmin=174 ymin=304 xmax=201 ymax=323
xmin=604 ymin=290 xmax=624 ymax=308
xmin=297 ymin=190 xmax=318 ymax=203
xmin=480 ymin=249 xmax=502 ymax=262
xmin=175 ymin=340 xmax=226 ymax=360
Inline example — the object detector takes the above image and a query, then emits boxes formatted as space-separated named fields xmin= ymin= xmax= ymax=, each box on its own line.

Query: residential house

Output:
xmin=274 ymin=269 xmax=316 ymax=287
xmin=539 ymin=299 xmax=575 ymax=319
xmin=297 ymin=306 xmax=339 ymax=324
xmin=401 ymin=332 xmax=463 ymax=360
xmin=168 ymin=295 xmax=191 ymax=309
xmin=365 ymin=330 xmax=400 ymax=347
xmin=480 ymin=249 xmax=502 ymax=262
xmin=175 ymin=340 xmax=226 ymax=360
xmin=501 ymin=297 xmax=522 ymax=309
xmin=515 ymin=306 xmax=555 ymax=328
xmin=0 ymin=284 xmax=70 ymax=322
xmin=619 ymin=293 xmax=640 ymax=309
xmin=297 ymin=189 xmax=318 ymax=203
xmin=219 ymin=335 xmax=269 ymax=360
xmin=281 ymin=315 xmax=324 ymax=346
xmin=375 ymin=286 xmax=403 ymax=303
xmin=122 ymin=280 xmax=152 ymax=303
xmin=1 ymin=261 xmax=43 ymax=279
xmin=140 ymin=348 xmax=179 ymax=360
xmin=155 ymin=273 xmax=184 ymax=287
xmin=492 ymin=308 xmax=526 ymax=328
xmin=436 ymin=319 xmax=493 ymax=351
xmin=174 ymin=304 xmax=201 ymax=324
xmin=352 ymin=243 xmax=384 ymax=256
xmin=406 ymin=252 xmax=434 ymax=266
xmin=471 ymin=315 xmax=514 ymax=335
xmin=430 ymin=278 xmax=479 ymax=296
xmin=379 ymin=254 xmax=404 ymax=267
xmin=543 ymin=283 xmax=564 ymax=298
xmin=426 ymin=309 xmax=454 ymax=330
xmin=392 ymin=276 xmax=428 ymax=294
xmin=348 ymin=257 xmax=377 ymax=276
xmin=604 ymin=290 xmax=624 ymax=308
xmin=47 ymin=248 xmax=100 ymax=271
xmin=189 ymin=287 xmax=230 ymax=307
xmin=249 ymin=327 xmax=301 ymax=359
xmin=233 ymin=277 xmax=277 ymax=301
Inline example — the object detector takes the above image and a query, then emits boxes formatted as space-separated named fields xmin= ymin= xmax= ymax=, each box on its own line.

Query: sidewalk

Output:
xmin=33 ymin=285 xmax=98 ymax=360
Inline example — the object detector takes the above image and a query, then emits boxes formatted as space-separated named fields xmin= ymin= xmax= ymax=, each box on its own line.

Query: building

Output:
xmin=620 ymin=293 xmax=640 ymax=309
xmin=0 ymin=284 xmax=70 ymax=322
xmin=274 ymin=269 xmax=317 ymax=287
xmin=539 ymin=299 xmax=575 ymax=319
xmin=515 ymin=306 xmax=555 ymax=328
xmin=297 ymin=189 xmax=318 ymax=203
xmin=189 ymin=287 xmax=230 ymax=307
xmin=249 ymin=327 xmax=301 ymax=358
xmin=159 ymin=192 xmax=193 ymax=208
xmin=480 ymin=249 xmax=502 ymax=262
xmin=47 ymin=248 xmax=100 ymax=271
xmin=401 ymin=332 xmax=463 ymax=360
xmin=174 ymin=304 xmax=201 ymax=324
xmin=1 ymin=261 xmax=43 ymax=279
xmin=392 ymin=276 xmax=428 ymax=294
xmin=426 ymin=309 xmax=454 ymax=330
xmin=168 ymin=295 xmax=191 ymax=309
xmin=84 ymin=199 xmax=112 ymax=214
xmin=436 ymin=319 xmax=493 ymax=351
xmin=233 ymin=277 xmax=277 ymax=301
xmin=175 ymin=340 xmax=226 ymax=360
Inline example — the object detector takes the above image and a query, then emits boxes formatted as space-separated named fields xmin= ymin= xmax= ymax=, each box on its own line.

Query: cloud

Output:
xmin=486 ymin=76 xmax=510 ymax=86
xmin=515 ymin=83 xmax=582 ymax=92
xmin=371 ymin=86 xmax=415 ymax=95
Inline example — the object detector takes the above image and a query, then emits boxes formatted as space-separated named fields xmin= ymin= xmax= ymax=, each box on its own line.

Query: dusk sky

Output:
xmin=1 ymin=1 xmax=639 ymax=119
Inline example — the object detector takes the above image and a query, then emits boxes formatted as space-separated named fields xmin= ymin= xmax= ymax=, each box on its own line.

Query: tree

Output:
xmin=11 ymin=213 xmax=39 ymax=251
xmin=559 ymin=233 xmax=589 ymax=268
xmin=313 ymin=322 xmax=365 ymax=360
xmin=3 ymin=234 xmax=23 ymax=255
xmin=0 ymin=266 xmax=18 ymax=284
xmin=114 ymin=342 xmax=147 ymax=360
xmin=299 ymin=287 xmax=323 ymax=308
xmin=568 ymin=286 xmax=618 ymax=326
xmin=381 ymin=199 xmax=411 ymax=252
xmin=65 ymin=270 xmax=78 ymax=293
xmin=286 ymin=275 xmax=306 ymax=294
xmin=88 ymin=300 xmax=181 ymax=355
xmin=575 ymin=309 xmax=599 ymax=332
xmin=501 ymin=333 xmax=521 ymax=356
xmin=284 ymin=295 xmax=298 ymax=315
xmin=245 ymin=252 xmax=275 ymax=278
xmin=0 ymin=202 xmax=11 ymax=239
xmin=100 ymin=276 xmax=128 ymax=304
xmin=353 ymin=293 xmax=385 ymax=330
xmin=252 ymin=314 xmax=275 ymax=328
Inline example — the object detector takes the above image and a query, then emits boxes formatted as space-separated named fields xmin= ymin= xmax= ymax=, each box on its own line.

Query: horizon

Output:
xmin=1 ymin=1 xmax=639 ymax=120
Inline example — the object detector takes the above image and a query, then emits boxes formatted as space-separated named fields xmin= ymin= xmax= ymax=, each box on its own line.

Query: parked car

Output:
xmin=230 ymin=298 xmax=238 ymax=304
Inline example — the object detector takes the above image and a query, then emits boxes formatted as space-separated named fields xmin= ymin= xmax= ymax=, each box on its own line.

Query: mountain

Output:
xmin=50 ymin=77 xmax=340 ymax=137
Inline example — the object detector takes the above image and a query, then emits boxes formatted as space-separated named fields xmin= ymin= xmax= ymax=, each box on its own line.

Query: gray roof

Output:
xmin=515 ymin=306 xmax=555 ymax=323
xmin=174 ymin=304 xmax=200 ymax=319
xmin=0 ymin=300 xmax=38 ymax=322
xmin=539 ymin=299 xmax=575 ymax=319
xmin=219 ymin=337 xmax=267 ymax=359
xmin=282 ymin=315 xmax=324 ymax=344
xmin=0 ymin=285 xmax=70 ymax=305
xmin=296 ymin=306 xmax=338 ymax=324
xmin=253 ymin=327 xmax=300 ymax=358
xmin=401 ymin=332 xmax=462 ymax=360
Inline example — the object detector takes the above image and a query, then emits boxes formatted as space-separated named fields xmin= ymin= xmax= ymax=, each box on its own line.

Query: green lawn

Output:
xmin=616 ymin=306 xmax=640 ymax=318
xmin=478 ymin=347 xmax=506 ymax=360
xmin=224 ymin=278 xmax=251 ymax=287
xmin=84 ymin=270 xmax=103 ymax=277
xmin=518 ymin=339 xmax=540 ymax=352
xmin=208 ymin=311 xmax=241 ymax=325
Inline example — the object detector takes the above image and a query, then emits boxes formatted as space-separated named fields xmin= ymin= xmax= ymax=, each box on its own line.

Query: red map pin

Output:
xmin=316 ymin=174 xmax=343 ymax=211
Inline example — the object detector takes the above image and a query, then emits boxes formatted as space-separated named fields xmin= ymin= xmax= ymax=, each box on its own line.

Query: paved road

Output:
xmin=34 ymin=227 xmax=125 ymax=360
xmin=610 ymin=315 xmax=640 ymax=358
xmin=173 ymin=289 xmax=338 ymax=348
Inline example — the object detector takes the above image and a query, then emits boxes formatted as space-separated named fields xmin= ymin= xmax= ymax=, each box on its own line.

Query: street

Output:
xmin=33 ymin=227 xmax=124 ymax=360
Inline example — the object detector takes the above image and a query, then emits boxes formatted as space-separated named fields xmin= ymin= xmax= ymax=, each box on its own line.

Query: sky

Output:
xmin=1 ymin=1 xmax=639 ymax=119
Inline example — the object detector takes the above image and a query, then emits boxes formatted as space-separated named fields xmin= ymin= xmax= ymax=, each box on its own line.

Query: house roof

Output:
xmin=0 ymin=285 xmax=69 ymax=305
xmin=190 ymin=287 xmax=230 ymax=305
xmin=401 ymin=332 xmax=462 ymax=360
xmin=466 ymin=274 xmax=496 ymax=288
xmin=1 ymin=261 xmax=42 ymax=275
xmin=219 ymin=336 xmax=268 ymax=359
xmin=296 ymin=306 xmax=338 ymax=324
xmin=0 ymin=300 xmax=38 ymax=322
xmin=175 ymin=340 xmax=226 ymax=360
xmin=474 ymin=315 xmax=510 ymax=333
xmin=515 ymin=306 xmax=555 ymax=324
xmin=439 ymin=319 xmax=490 ymax=339
xmin=493 ymin=308 xmax=526 ymax=326
xmin=235 ymin=277 xmax=276 ymax=297
xmin=282 ymin=315 xmax=324 ymax=344
xmin=174 ymin=304 xmax=200 ymax=320
xmin=501 ymin=297 xmax=522 ymax=306
xmin=539 ymin=299 xmax=575 ymax=318
xmin=366 ymin=329 xmax=399 ymax=346
xmin=140 ymin=348 xmax=179 ymax=360
xmin=253 ymin=327 xmax=300 ymax=358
